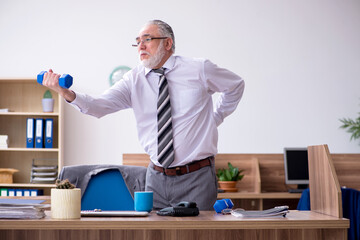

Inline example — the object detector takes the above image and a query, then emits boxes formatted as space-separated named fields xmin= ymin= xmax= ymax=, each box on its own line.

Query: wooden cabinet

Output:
xmin=0 ymin=79 xmax=63 ymax=195
xmin=122 ymin=153 xmax=360 ymax=210
xmin=122 ymin=153 xmax=302 ymax=210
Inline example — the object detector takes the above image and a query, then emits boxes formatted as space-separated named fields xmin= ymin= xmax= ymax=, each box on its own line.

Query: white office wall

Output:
xmin=0 ymin=0 xmax=359 ymax=166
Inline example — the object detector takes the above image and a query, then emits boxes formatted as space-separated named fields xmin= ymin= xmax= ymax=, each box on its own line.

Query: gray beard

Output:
xmin=141 ymin=42 xmax=166 ymax=69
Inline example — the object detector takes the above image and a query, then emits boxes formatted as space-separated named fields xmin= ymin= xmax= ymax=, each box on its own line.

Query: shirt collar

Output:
xmin=144 ymin=55 xmax=176 ymax=76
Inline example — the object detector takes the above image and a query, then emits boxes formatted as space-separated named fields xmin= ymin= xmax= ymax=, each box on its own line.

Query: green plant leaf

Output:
xmin=218 ymin=175 xmax=226 ymax=181
xmin=216 ymin=162 xmax=245 ymax=181
xmin=225 ymin=170 xmax=232 ymax=181
xmin=237 ymin=175 xmax=244 ymax=181
xmin=231 ymin=168 xmax=239 ymax=180
xmin=237 ymin=169 xmax=244 ymax=181
xmin=340 ymin=113 xmax=360 ymax=143
xmin=216 ymin=169 xmax=223 ymax=179
xmin=43 ymin=90 xmax=52 ymax=99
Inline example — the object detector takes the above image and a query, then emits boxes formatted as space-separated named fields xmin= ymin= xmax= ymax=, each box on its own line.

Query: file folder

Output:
xmin=23 ymin=189 xmax=31 ymax=197
xmin=26 ymin=118 xmax=35 ymax=148
xmin=30 ymin=189 xmax=43 ymax=196
xmin=30 ymin=190 xmax=38 ymax=196
xmin=45 ymin=118 xmax=53 ymax=148
xmin=8 ymin=189 xmax=15 ymax=196
xmin=15 ymin=189 xmax=23 ymax=197
xmin=35 ymin=118 xmax=44 ymax=148
xmin=0 ymin=189 xmax=7 ymax=196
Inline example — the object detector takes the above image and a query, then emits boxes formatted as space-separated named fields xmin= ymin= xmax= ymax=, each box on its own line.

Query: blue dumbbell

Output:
xmin=37 ymin=71 xmax=73 ymax=89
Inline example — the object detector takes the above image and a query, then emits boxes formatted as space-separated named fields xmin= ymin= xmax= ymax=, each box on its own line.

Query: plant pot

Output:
xmin=218 ymin=181 xmax=238 ymax=192
xmin=51 ymin=188 xmax=81 ymax=219
xmin=42 ymin=98 xmax=54 ymax=112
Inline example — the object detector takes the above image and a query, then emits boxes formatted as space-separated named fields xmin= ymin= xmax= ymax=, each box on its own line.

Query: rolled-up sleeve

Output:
xmin=69 ymin=78 xmax=132 ymax=119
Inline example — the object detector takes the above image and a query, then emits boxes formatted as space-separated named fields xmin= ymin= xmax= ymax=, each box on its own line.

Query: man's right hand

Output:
xmin=42 ymin=69 xmax=76 ymax=102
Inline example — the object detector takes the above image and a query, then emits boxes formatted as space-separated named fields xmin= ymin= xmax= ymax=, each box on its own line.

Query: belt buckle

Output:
xmin=175 ymin=167 xmax=181 ymax=175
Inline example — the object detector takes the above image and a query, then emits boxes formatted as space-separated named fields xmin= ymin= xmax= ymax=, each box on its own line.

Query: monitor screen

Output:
xmin=284 ymin=148 xmax=309 ymax=185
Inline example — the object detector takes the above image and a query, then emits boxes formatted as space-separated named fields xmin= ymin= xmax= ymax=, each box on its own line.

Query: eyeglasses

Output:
xmin=132 ymin=36 xmax=168 ymax=47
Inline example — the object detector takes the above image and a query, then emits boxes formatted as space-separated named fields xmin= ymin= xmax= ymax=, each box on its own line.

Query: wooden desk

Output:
xmin=0 ymin=211 xmax=348 ymax=240
xmin=218 ymin=192 xmax=302 ymax=210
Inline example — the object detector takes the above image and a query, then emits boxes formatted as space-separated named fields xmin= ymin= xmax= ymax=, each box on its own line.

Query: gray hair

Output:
xmin=146 ymin=20 xmax=175 ymax=53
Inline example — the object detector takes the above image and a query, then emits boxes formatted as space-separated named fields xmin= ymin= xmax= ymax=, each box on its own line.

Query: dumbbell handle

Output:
xmin=37 ymin=71 xmax=73 ymax=89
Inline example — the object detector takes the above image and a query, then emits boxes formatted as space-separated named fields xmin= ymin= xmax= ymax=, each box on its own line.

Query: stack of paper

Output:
xmin=0 ymin=199 xmax=49 ymax=219
xmin=231 ymin=206 xmax=289 ymax=218
xmin=0 ymin=135 xmax=8 ymax=149
xmin=30 ymin=159 xmax=58 ymax=183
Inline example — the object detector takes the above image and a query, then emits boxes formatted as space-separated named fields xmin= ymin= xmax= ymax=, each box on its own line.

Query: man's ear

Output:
xmin=165 ymin=38 xmax=173 ymax=51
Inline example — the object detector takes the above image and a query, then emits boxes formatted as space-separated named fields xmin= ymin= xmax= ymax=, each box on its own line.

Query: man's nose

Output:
xmin=139 ymin=41 xmax=146 ymax=50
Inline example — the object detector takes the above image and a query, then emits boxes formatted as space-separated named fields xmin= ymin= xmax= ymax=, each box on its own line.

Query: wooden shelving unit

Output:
xmin=0 ymin=79 xmax=64 ymax=195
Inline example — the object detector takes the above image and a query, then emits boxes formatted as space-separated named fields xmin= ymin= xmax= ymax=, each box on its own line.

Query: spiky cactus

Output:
xmin=55 ymin=179 xmax=75 ymax=189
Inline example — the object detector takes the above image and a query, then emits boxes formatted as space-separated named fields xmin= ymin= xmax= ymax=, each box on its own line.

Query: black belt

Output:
xmin=152 ymin=156 xmax=214 ymax=176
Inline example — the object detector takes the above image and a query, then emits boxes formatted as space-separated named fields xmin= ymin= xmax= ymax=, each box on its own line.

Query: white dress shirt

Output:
xmin=71 ymin=55 xmax=245 ymax=167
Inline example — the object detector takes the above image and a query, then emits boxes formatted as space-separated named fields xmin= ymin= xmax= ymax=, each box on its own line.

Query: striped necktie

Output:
xmin=153 ymin=68 xmax=175 ymax=169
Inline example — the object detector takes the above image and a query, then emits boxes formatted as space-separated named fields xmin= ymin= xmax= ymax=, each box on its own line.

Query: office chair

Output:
xmin=58 ymin=164 xmax=147 ymax=211
xmin=81 ymin=169 xmax=135 ymax=211
xmin=298 ymin=188 xmax=360 ymax=240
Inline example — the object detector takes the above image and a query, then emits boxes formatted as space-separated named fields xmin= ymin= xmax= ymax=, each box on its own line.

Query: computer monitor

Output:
xmin=284 ymin=148 xmax=309 ymax=192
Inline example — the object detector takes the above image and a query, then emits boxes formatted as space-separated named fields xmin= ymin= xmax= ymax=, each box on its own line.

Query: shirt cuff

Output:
xmin=68 ymin=92 xmax=88 ymax=113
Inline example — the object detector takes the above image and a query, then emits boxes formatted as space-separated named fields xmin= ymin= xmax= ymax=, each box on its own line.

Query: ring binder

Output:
xmin=45 ymin=119 xmax=53 ymax=148
xmin=26 ymin=118 xmax=35 ymax=148
xmin=35 ymin=119 xmax=44 ymax=148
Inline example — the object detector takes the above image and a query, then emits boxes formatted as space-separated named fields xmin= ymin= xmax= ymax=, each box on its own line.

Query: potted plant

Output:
xmin=216 ymin=162 xmax=244 ymax=192
xmin=340 ymin=112 xmax=360 ymax=144
xmin=42 ymin=90 xmax=54 ymax=112
xmin=51 ymin=179 xmax=81 ymax=219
